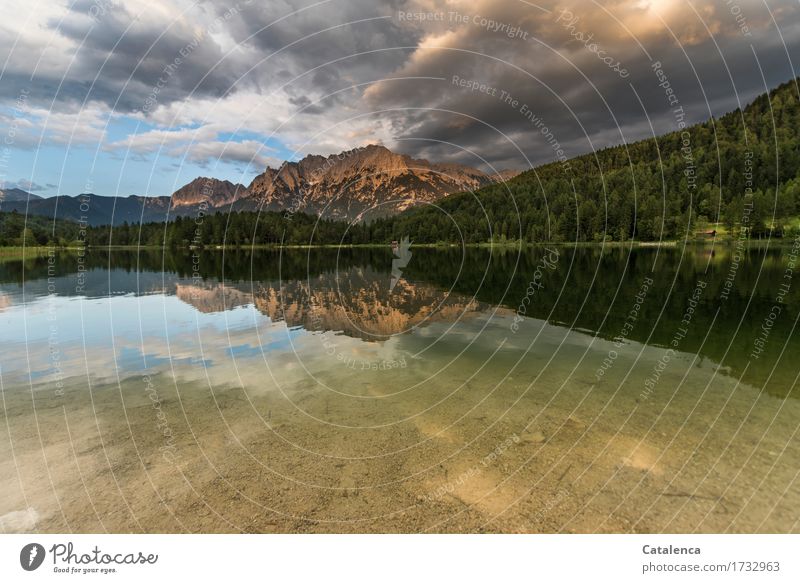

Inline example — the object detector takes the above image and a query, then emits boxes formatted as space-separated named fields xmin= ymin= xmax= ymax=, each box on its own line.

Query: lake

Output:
xmin=0 ymin=245 xmax=798 ymax=533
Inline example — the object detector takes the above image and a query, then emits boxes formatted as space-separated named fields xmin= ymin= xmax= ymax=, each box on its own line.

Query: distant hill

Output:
xmin=0 ymin=193 xmax=173 ymax=226
xmin=0 ymin=188 xmax=43 ymax=203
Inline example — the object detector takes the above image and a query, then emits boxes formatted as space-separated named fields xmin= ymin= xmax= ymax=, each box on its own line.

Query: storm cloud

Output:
xmin=2 ymin=0 xmax=799 ymax=173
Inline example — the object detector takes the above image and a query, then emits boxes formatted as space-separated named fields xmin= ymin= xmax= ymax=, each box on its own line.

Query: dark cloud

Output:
xmin=0 ymin=0 xmax=245 ymax=113
xmin=56 ymin=2 xmax=245 ymax=112
xmin=362 ymin=0 xmax=800 ymax=170
xmin=1 ymin=0 xmax=799 ymax=171
xmin=288 ymin=93 xmax=327 ymax=114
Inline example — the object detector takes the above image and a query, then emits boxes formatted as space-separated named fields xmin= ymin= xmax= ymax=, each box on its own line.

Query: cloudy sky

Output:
xmin=1 ymin=0 xmax=799 ymax=197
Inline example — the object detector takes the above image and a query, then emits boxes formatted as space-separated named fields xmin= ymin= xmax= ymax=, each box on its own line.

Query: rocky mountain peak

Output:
xmin=168 ymin=145 xmax=517 ymax=221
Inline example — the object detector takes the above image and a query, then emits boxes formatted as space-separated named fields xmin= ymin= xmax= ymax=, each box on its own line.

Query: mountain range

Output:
xmin=0 ymin=145 xmax=518 ymax=226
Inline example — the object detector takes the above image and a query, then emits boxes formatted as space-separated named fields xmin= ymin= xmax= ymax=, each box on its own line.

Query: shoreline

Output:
xmin=0 ymin=239 xmax=794 ymax=255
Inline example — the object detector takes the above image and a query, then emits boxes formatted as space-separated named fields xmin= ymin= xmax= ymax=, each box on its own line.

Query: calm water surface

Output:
xmin=0 ymin=245 xmax=798 ymax=533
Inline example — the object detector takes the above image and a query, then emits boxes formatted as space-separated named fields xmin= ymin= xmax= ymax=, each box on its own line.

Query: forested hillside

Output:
xmin=382 ymin=77 xmax=800 ymax=243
